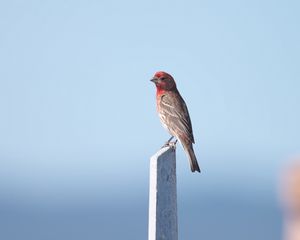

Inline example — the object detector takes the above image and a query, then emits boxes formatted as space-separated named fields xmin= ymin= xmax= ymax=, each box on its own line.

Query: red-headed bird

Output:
xmin=151 ymin=71 xmax=200 ymax=173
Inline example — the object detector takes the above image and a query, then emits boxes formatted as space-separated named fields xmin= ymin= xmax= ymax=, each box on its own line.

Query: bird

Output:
xmin=151 ymin=71 xmax=200 ymax=173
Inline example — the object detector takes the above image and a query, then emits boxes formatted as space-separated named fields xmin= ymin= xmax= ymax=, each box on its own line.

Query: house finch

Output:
xmin=151 ymin=71 xmax=200 ymax=173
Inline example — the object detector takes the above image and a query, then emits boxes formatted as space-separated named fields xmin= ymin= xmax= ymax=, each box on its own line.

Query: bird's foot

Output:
xmin=160 ymin=136 xmax=174 ymax=148
xmin=161 ymin=139 xmax=178 ymax=149
xmin=168 ymin=140 xmax=178 ymax=149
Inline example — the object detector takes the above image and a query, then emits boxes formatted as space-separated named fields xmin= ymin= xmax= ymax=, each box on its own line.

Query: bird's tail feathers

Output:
xmin=183 ymin=143 xmax=200 ymax=173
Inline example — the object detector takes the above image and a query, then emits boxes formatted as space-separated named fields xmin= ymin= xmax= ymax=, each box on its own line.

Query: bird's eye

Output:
xmin=160 ymin=77 xmax=166 ymax=81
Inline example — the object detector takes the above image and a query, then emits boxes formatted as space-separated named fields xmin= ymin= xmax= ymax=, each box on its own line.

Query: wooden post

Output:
xmin=148 ymin=146 xmax=178 ymax=240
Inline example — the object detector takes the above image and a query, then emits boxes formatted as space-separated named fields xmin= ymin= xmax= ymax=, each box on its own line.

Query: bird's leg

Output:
xmin=166 ymin=136 xmax=174 ymax=143
xmin=161 ymin=136 xmax=177 ymax=149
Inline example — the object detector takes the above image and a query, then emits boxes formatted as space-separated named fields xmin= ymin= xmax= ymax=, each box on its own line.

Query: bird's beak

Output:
xmin=150 ymin=78 xmax=158 ymax=83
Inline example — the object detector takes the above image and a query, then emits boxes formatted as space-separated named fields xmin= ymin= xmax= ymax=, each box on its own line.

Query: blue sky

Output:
xmin=1 ymin=0 xmax=300 ymax=199
xmin=0 ymin=1 xmax=299 ymax=238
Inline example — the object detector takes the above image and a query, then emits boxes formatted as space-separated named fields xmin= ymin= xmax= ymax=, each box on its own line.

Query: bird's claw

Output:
xmin=161 ymin=140 xmax=178 ymax=149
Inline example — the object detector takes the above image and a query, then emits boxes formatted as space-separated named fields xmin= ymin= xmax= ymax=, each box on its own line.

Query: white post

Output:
xmin=148 ymin=146 xmax=178 ymax=240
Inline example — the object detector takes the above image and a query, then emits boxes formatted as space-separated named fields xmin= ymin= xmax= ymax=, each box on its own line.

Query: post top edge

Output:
xmin=151 ymin=146 xmax=175 ymax=159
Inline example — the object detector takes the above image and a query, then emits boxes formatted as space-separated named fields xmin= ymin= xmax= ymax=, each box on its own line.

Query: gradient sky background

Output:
xmin=0 ymin=0 xmax=299 ymax=239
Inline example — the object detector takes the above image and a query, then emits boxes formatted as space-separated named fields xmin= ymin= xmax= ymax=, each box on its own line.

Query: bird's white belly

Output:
xmin=159 ymin=113 xmax=175 ymax=137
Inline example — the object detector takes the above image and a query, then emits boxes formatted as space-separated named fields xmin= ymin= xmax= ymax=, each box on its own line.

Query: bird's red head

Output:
xmin=150 ymin=71 xmax=177 ymax=93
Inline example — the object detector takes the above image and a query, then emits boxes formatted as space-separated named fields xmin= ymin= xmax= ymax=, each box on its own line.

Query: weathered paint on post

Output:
xmin=148 ymin=146 xmax=178 ymax=240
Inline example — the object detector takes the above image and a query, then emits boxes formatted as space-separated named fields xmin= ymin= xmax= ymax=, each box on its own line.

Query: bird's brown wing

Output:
xmin=159 ymin=92 xmax=195 ymax=143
